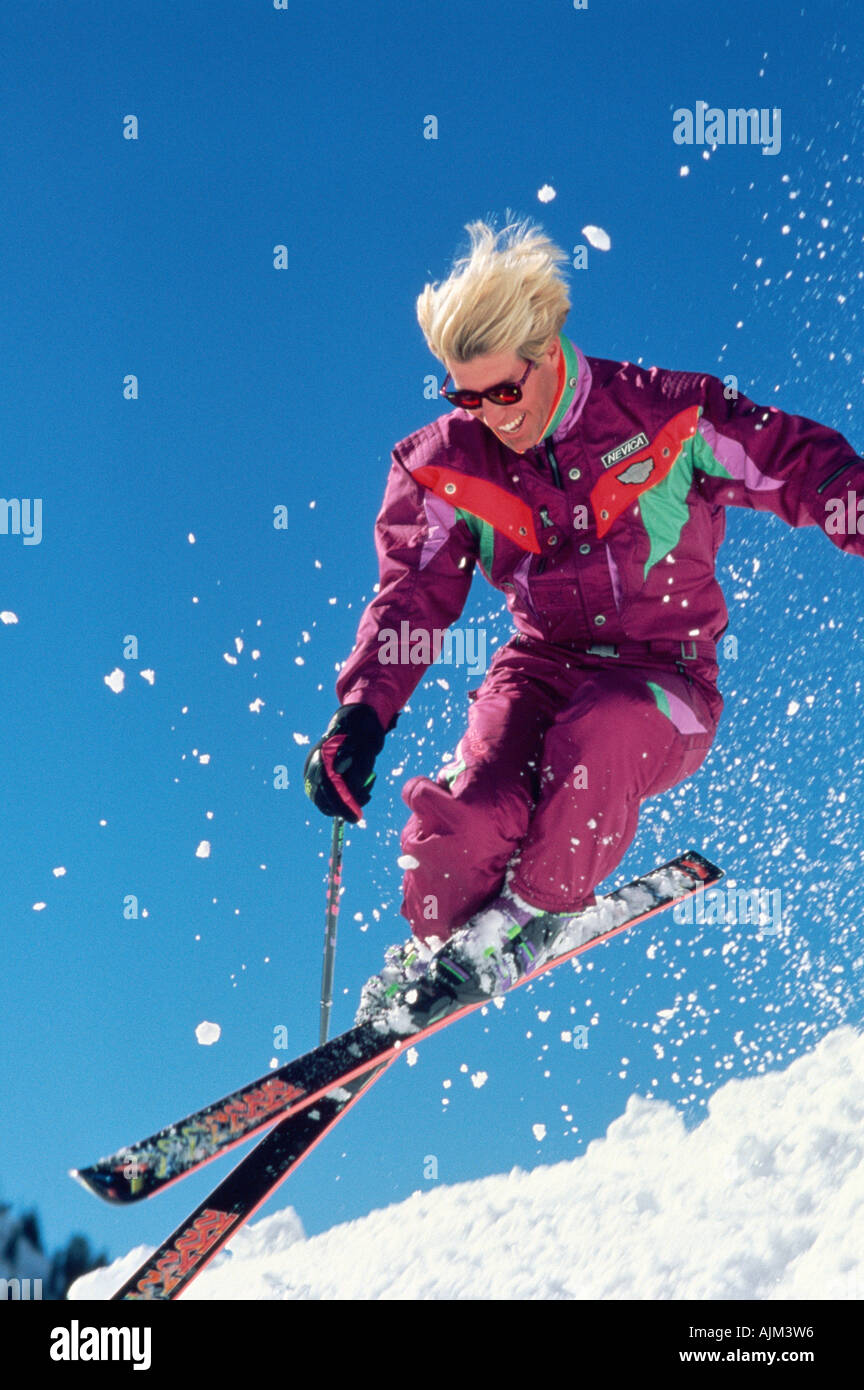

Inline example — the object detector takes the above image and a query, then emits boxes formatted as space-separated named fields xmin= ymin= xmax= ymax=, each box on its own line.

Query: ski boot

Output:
xmin=354 ymin=936 xmax=436 ymax=1026
xmin=397 ymin=890 xmax=583 ymax=1030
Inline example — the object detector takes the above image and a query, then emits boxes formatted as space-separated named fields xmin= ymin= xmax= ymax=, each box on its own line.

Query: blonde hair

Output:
xmin=416 ymin=216 xmax=571 ymax=366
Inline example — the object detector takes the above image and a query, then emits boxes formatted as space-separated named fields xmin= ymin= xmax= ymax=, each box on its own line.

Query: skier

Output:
xmin=304 ymin=217 xmax=863 ymax=1026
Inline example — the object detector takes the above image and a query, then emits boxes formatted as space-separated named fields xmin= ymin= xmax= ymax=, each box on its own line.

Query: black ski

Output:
xmin=113 ymin=1063 xmax=391 ymax=1300
xmin=73 ymin=850 xmax=723 ymax=1207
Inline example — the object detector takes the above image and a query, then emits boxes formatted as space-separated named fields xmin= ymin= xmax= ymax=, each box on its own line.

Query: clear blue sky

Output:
xmin=1 ymin=0 xmax=862 ymax=1268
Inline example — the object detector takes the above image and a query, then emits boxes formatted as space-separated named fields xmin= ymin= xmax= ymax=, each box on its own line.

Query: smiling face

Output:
xmin=442 ymin=337 xmax=562 ymax=453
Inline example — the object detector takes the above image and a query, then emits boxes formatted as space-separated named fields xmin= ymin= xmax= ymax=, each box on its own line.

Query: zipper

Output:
xmin=532 ymin=442 xmax=562 ymax=576
xmin=544 ymin=438 xmax=562 ymax=488
xmin=816 ymin=460 xmax=859 ymax=495
xmin=535 ymin=505 xmax=555 ymax=575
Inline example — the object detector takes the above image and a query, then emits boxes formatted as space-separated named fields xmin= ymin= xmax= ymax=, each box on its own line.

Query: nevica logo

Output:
xmin=591 ymin=406 xmax=700 ymax=540
xmin=601 ymin=432 xmax=649 ymax=469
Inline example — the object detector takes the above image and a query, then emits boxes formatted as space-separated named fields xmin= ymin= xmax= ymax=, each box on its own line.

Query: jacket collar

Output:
xmin=542 ymin=334 xmax=592 ymax=440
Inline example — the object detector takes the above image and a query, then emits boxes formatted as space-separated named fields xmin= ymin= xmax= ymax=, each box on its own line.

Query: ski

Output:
xmin=112 ymin=1062 xmax=391 ymax=1300
xmin=73 ymin=849 xmax=722 ymax=1206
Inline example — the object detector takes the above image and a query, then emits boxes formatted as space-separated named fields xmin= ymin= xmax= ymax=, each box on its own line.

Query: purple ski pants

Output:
xmin=399 ymin=636 xmax=722 ymax=943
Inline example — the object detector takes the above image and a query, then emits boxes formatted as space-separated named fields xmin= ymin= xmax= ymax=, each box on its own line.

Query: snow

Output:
xmin=104 ymin=668 xmax=124 ymax=693
xmin=582 ymin=224 xmax=611 ymax=251
xmin=70 ymin=1025 xmax=864 ymax=1301
xmin=0 ymin=611 xmax=18 ymax=624
xmin=195 ymin=1020 xmax=221 ymax=1046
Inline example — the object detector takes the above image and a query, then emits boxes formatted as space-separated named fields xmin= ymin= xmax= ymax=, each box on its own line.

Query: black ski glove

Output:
xmin=303 ymin=703 xmax=390 ymax=823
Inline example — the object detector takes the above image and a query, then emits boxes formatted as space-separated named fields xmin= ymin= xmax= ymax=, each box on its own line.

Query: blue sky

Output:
xmin=1 ymin=0 xmax=862 ymax=1269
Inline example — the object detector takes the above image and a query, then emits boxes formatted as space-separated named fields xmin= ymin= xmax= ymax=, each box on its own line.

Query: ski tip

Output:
xmin=69 ymin=1167 xmax=100 ymax=1199
xmin=69 ymin=1166 xmax=97 ymax=1196
xmin=69 ymin=1164 xmax=128 ymax=1204
xmin=679 ymin=849 xmax=724 ymax=883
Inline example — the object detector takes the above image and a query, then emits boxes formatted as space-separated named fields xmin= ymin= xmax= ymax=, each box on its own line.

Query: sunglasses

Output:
xmin=440 ymin=358 xmax=534 ymax=410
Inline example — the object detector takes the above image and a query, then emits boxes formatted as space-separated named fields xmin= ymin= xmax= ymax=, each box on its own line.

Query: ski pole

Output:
xmin=319 ymin=815 xmax=345 ymax=1043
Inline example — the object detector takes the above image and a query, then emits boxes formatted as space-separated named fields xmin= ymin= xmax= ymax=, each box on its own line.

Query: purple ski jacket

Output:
xmin=336 ymin=335 xmax=863 ymax=731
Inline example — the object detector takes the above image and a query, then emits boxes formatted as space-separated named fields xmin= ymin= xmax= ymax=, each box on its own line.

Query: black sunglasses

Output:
xmin=440 ymin=359 xmax=535 ymax=410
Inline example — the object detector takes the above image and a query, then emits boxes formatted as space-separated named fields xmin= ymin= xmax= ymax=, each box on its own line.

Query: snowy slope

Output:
xmin=70 ymin=1025 xmax=864 ymax=1301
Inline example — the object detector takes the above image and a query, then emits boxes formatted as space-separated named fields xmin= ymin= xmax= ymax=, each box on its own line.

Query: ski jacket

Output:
xmin=336 ymin=338 xmax=863 ymax=732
